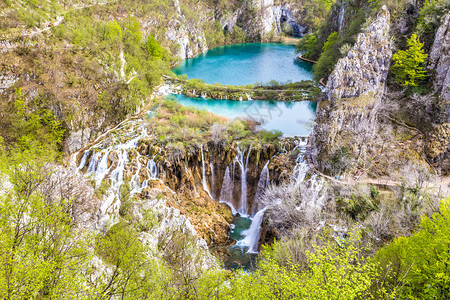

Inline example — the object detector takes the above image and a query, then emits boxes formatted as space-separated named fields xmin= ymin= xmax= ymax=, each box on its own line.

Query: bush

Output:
xmin=391 ymin=34 xmax=428 ymax=87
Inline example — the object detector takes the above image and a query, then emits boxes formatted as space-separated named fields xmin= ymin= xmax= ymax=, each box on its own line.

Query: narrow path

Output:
xmin=297 ymin=54 xmax=317 ymax=64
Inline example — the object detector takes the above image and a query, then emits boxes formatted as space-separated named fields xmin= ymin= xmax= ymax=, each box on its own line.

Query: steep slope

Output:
xmin=312 ymin=6 xmax=392 ymax=175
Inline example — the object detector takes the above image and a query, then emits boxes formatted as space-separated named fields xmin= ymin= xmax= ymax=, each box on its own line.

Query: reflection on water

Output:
xmin=166 ymin=94 xmax=316 ymax=137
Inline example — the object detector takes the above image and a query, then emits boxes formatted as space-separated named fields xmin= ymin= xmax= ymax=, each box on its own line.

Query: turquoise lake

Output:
xmin=167 ymin=94 xmax=316 ymax=137
xmin=173 ymin=43 xmax=313 ymax=86
xmin=168 ymin=43 xmax=317 ymax=137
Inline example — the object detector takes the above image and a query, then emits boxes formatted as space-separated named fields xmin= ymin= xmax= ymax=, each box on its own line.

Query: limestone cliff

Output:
xmin=313 ymin=6 xmax=392 ymax=174
xmin=239 ymin=0 xmax=308 ymax=39
xmin=425 ymin=12 xmax=450 ymax=174
xmin=427 ymin=12 xmax=450 ymax=102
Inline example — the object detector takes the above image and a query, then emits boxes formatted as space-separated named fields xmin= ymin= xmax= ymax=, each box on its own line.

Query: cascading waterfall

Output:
xmin=235 ymin=145 xmax=251 ymax=217
xmin=210 ymin=153 xmax=215 ymax=199
xmin=236 ymin=207 xmax=267 ymax=253
xmin=293 ymin=152 xmax=309 ymax=184
xmin=200 ymin=145 xmax=213 ymax=199
xmin=236 ymin=144 xmax=313 ymax=254
xmin=252 ymin=160 xmax=270 ymax=216
xmin=94 ymin=150 xmax=111 ymax=187
xmin=338 ymin=3 xmax=346 ymax=31
xmin=109 ymin=149 xmax=127 ymax=188
xmin=245 ymin=93 xmax=252 ymax=100
xmin=130 ymin=153 xmax=142 ymax=191
xmin=219 ymin=166 xmax=237 ymax=215
xmin=147 ymin=157 xmax=159 ymax=179
xmin=78 ymin=151 xmax=89 ymax=170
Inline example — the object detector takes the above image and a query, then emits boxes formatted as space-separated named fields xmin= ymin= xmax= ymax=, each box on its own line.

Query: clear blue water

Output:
xmin=166 ymin=94 xmax=316 ymax=137
xmin=173 ymin=43 xmax=313 ymax=86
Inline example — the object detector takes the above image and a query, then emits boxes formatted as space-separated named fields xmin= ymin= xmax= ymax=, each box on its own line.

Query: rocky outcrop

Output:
xmin=313 ymin=6 xmax=392 ymax=173
xmin=65 ymin=127 xmax=92 ymax=154
xmin=325 ymin=5 xmax=391 ymax=101
xmin=427 ymin=12 xmax=450 ymax=101
xmin=424 ymin=13 xmax=450 ymax=175
xmin=240 ymin=0 xmax=308 ymax=39
xmin=162 ymin=0 xmax=209 ymax=59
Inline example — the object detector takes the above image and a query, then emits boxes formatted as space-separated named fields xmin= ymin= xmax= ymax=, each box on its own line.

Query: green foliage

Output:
xmin=146 ymin=34 xmax=166 ymax=60
xmin=416 ymin=0 xmax=450 ymax=49
xmin=295 ymin=34 xmax=318 ymax=59
xmin=337 ymin=185 xmax=380 ymax=220
xmin=376 ymin=198 xmax=450 ymax=299
xmin=0 ymin=145 xmax=90 ymax=299
xmin=322 ymin=32 xmax=338 ymax=53
xmin=259 ymin=130 xmax=282 ymax=143
xmin=391 ymin=34 xmax=428 ymax=87
xmin=95 ymin=221 xmax=173 ymax=299
xmin=217 ymin=230 xmax=391 ymax=299
xmin=230 ymin=26 xmax=247 ymax=44
xmin=312 ymin=36 xmax=339 ymax=81
xmin=5 ymin=88 xmax=65 ymax=152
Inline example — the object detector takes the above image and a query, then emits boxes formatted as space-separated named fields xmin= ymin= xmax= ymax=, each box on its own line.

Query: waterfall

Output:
xmin=147 ymin=157 xmax=158 ymax=179
xmin=130 ymin=153 xmax=142 ymax=191
xmin=210 ymin=153 xmax=215 ymax=199
xmin=86 ymin=151 xmax=100 ymax=174
xmin=109 ymin=149 xmax=128 ymax=188
xmin=200 ymin=145 xmax=213 ymax=199
xmin=236 ymin=207 xmax=267 ymax=253
xmin=219 ymin=166 xmax=237 ymax=215
xmin=94 ymin=150 xmax=110 ymax=187
xmin=293 ymin=152 xmax=308 ymax=184
xmin=252 ymin=160 xmax=270 ymax=215
xmin=338 ymin=3 xmax=346 ymax=32
xmin=246 ymin=92 xmax=252 ymax=100
xmin=235 ymin=145 xmax=251 ymax=216
xmin=78 ymin=151 xmax=89 ymax=169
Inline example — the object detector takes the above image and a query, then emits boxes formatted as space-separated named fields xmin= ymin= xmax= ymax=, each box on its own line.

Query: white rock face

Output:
xmin=162 ymin=0 xmax=209 ymax=59
xmin=66 ymin=127 xmax=91 ymax=154
xmin=427 ymin=12 xmax=450 ymax=101
xmin=326 ymin=5 xmax=392 ymax=101
xmin=313 ymin=6 xmax=393 ymax=168
xmin=242 ymin=0 xmax=307 ymax=39
xmin=0 ymin=74 xmax=18 ymax=94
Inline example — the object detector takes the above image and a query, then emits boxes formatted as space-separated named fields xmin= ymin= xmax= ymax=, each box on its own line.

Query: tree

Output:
xmin=391 ymin=34 xmax=428 ymax=86
xmin=219 ymin=230 xmax=393 ymax=299
xmin=295 ymin=34 xmax=318 ymax=59
xmin=376 ymin=197 xmax=450 ymax=299
xmin=146 ymin=34 xmax=165 ymax=60
xmin=0 ymin=144 xmax=91 ymax=299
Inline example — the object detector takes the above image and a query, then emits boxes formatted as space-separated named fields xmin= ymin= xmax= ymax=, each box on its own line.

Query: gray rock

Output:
xmin=326 ymin=5 xmax=392 ymax=101
xmin=66 ymin=127 xmax=91 ymax=154
xmin=0 ymin=74 xmax=18 ymax=93
xmin=313 ymin=6 xmax=393 ymax=172
xmin=427 ymin=13 xmax=450 ymax=101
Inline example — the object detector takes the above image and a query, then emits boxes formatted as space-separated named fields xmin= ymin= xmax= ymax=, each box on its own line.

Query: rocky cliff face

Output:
xmin=239 ymin=0 xmax=308 ymax=39
xmin=425 ymin=12 xmax=450 ymax=175
xmin=427 ymin=12 xmax=450 ymax=102
xmin=313 ymin=6 xmax=392 ymax=173
xmin=325 ymin=6 xmax=391 ymax=100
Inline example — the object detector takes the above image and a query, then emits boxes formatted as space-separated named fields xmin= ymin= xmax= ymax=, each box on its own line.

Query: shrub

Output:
xmin=391 ymin=34 xmax=428 ymax=87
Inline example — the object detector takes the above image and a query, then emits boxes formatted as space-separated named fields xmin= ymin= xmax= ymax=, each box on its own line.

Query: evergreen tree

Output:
xmin=391 ymin=34 xmax=428 ymax=86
